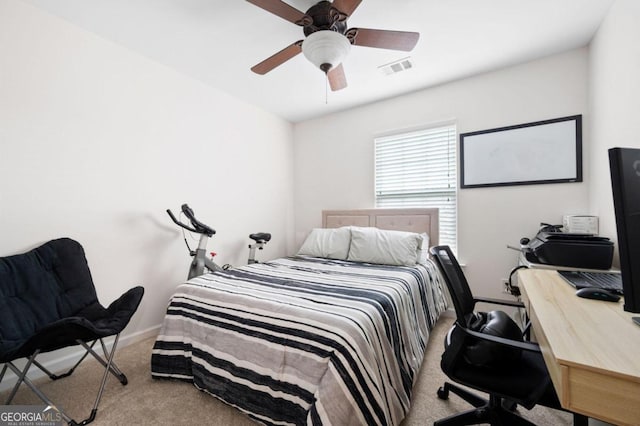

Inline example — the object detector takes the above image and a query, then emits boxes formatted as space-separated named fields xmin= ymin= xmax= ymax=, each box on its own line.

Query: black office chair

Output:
xmin=429 ymin=245 xmax=586 ymax=426
xmin=0 ymin=238 xmax=144 ymax=426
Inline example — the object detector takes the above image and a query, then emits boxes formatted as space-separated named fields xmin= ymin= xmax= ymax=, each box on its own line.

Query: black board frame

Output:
xmin=460 ymin=115 xmax=583 ymax=189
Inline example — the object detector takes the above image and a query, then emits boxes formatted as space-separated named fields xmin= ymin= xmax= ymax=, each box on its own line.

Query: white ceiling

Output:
xmin=23 ymin=0 xmax=614 ymax=123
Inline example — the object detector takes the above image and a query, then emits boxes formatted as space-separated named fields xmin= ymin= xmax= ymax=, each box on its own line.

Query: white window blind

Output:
xmin=375 ymin=124 xmax=457 ymax=252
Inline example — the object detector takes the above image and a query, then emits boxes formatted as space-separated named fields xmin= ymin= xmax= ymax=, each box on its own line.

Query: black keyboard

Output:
xmin=558 ymin=270 xmax=623 ymax=294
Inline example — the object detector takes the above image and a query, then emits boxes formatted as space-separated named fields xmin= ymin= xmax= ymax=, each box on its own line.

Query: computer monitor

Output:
xmin=608 ymin=147 xmax=640 ymax=313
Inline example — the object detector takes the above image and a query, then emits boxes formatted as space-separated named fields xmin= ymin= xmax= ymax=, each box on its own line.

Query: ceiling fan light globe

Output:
xmin=302 ymin=30 xmax=351 ymax=73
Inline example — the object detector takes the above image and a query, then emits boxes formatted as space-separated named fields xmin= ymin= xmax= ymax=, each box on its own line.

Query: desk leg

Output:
xmin=573 ymin=413 xmax=588 ymax=426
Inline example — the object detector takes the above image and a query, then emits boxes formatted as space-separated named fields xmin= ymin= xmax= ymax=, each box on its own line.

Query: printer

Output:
xmin=523 ymin=230 xmax=614 ymax=270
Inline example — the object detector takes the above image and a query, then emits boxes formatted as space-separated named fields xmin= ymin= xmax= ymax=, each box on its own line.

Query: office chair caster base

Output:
xmin=502 ymin=398 xmax=517 ymax=411
xmin=438 ymin=382 xmax=487 ymax=408
xmin=437 ymin=386 xmax=449 ymax=400
xmin=434 ymin=404 xmax=537 ymax=426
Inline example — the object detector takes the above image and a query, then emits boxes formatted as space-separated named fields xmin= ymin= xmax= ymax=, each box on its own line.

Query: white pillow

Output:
xmin=297 ymin=227 xmax=352 ymax=260
xmin=347 ymin=227 xmax=424 ymax=266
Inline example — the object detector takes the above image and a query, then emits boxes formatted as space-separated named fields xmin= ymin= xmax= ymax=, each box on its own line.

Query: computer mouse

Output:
xmin=575 ymin=287 xmax=621 ymax=302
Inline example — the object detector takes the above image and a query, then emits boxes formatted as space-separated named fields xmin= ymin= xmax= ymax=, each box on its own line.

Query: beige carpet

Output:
xmin=2 ymin=314 xmax=572 ymax=425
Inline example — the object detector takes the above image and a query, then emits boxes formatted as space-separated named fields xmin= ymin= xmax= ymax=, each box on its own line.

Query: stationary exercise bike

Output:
xmin=167 ymin=204 xmax=271 ymax=279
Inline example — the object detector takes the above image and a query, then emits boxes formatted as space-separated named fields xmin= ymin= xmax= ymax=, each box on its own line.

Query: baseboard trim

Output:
xmin=0 ymin=324 xmax=161 ymax=393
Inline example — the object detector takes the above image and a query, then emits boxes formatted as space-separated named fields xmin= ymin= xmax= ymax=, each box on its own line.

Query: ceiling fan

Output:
xmin=246 ymin=0 xmax=420 ymax=91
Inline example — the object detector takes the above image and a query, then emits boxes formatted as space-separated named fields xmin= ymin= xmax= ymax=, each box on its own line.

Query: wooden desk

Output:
xmin=519 ymin=269 xmax=640 ymax=426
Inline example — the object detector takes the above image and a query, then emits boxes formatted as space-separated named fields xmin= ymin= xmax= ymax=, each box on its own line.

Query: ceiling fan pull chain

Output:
xmin=325 ymin=73 xmax=328 ymax=104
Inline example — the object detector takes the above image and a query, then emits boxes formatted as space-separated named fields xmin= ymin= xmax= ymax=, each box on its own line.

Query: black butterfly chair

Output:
xmin=429 ymin=245 xmax=586 ymax=426
xmin=0 ymin=238 xmax=144 ymax=426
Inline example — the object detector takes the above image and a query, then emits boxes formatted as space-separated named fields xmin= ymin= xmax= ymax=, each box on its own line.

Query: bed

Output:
xmin=151 ymin=208 xmax=448 ymax=425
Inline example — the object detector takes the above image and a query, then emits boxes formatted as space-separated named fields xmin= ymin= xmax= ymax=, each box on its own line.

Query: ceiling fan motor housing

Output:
xmin=302 ymin=1 xmax=348 ymax=36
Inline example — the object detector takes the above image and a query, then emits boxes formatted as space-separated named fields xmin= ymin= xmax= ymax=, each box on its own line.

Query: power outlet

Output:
xmin=503 ymin=279 xmax=521 ymax=297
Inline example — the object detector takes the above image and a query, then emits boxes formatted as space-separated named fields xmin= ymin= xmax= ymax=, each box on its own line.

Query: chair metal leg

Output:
xmin=99 ymin=339 xmax=126 ymax=380
xmin=29 ymin=338 xmax=126 ymax=385
xmin=0 ymin=364 xmax=7 ymax=384
xmin=47 ymin=335 xmax=125 ymax=426
xmin=5 ymin=361 xmax=75 ymax=424
xmin=79 ymin=339 xmax=127 ymax=385
xmin=94 ymin=335 xmax=120 ymax=407
xmin=33 ymin=340 xmax=98 ymax=380
xmin=3 ymin=334 xmax=126 ymax=426
xmin=5 ymin=351 xmax=39 ymax=404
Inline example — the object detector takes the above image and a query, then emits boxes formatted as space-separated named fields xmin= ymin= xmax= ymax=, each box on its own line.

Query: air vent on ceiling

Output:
xmin=378 ymin=57 xmax=414 ymax=76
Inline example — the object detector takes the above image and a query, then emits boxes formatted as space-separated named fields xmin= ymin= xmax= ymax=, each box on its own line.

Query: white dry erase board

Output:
xmin=460 ymin=115 xmax=582 ymax=188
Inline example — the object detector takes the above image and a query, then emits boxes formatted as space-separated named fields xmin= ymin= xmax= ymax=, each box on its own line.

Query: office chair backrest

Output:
xmin=430 ymin=245 xmax=524 ymax=367
xmin=0 ymin=238 xmax=98 ymax=356
xmin=429 ymin=246 xmax=475 ymax=323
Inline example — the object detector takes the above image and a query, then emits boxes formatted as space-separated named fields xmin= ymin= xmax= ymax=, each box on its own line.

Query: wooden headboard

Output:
xmin=322 ymin=208 xmax=439 ymax=247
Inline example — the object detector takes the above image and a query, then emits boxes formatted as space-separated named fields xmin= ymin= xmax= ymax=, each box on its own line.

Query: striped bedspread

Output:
xmin=151 ymin=256 xmax=448 ymax=425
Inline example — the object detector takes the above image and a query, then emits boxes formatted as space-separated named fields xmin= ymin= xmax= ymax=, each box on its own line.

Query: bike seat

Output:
xmin=250 ymin=233 xmax=271 ymax=243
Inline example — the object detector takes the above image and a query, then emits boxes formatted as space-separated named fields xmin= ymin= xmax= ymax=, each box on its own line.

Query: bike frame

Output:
xmin=188 ymin=233 xmax=224 ymax=279
xmin=248 ymin=240 xmax=266 ymax=264
xmin=168 ymin=204 xmax=270 ymax=280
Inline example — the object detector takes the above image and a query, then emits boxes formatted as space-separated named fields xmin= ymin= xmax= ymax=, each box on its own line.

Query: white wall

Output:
xmin=5 ymin=0 xmax=635 ymax=386
xmin=0 ymin=0 xmax=294 ymax=338
xmin=588 ymin=0 xmax=640 ymax=261
xmin=294 ymin=49 xmax=589 ymax=298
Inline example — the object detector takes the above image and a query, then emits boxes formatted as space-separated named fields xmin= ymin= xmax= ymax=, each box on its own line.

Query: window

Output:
xmin=375 ymin=124 xmax=457 ymax=252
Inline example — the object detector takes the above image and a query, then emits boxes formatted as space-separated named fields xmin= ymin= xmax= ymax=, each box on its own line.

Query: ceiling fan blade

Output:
xmin=246 ymin=0 xmax=307 ymax=25
xmin=328 ymin=63 xmax=347 ymax=91
xmin=251 ymin=41 xmax=303 ymax=75
xmin=332 ymin=0 xmax=363 ymax=17
xmin=349 ymin=28 xmax=420 ymax=51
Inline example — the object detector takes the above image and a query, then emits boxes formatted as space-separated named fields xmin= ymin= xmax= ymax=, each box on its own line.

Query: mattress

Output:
xmin=151 ymin=256 xmax=448 ymax=425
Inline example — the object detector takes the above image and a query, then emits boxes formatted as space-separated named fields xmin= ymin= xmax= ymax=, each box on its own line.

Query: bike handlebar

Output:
xmin=166 ymin=204 xmax=216 ymax=237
